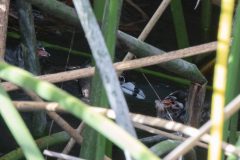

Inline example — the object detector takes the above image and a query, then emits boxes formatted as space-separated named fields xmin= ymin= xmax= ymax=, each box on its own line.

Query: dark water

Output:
xmin=0 ymin=46 xmax=187 ymax=158
xmin=1 ymin=0 xmax=221 ymax=159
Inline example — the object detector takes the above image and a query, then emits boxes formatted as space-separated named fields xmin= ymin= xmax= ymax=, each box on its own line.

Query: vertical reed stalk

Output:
xmin=0 ymin=0 xmax=9 ymax=60
xmin=201 ymin=0 xmax=212 ymax=42
xmin=80 ymin=1 xmax=107 ymax=159
xmin=170 ymin=0 xmax=189 ymax=49
xmin=100 ymin=1 xmax=123 ymax=157
xmin=224 ymin=0 xmax=240 ymax=150
xmin=16 ymin=0 xmax=47 ymax=137
xmin=208 ymin=0 xmax=235 ymax=159
xmin=81 ymin=0 xmax=123 ymax=159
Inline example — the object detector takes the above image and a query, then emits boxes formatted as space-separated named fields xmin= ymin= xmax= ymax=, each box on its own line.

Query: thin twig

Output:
xmin=13 ymin=101 xmax=65 ymax=112
xmin=125 ymin=0 xmax=149 ymax=21
xmin=2 ymin=41 xmax=217 ymax=91
xmin=43 ymin=150 xmax=84 ymax=160
xmin=25 ymin=91 xmax=83 ymax=144
xmin=47 ymin=112 xmax=83 ymax=144
xmin=58 ymin=122 xmax=85 ymax=160
xmin=12 ymin=94 xmax=240 ymax=156
xmin=134 ymin=122 xmax=208 ymax=149
xmin=123 ymin=0 xmax=172 ymax=61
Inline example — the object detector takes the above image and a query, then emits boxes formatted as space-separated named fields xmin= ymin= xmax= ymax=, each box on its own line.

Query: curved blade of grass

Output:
xmin=0 ymin=62 xmax=159 ymax=160
xmin=72 ymin=0 xmax=136 ymax=138
xmin=0 ymin=86 xmax=43 ymax=160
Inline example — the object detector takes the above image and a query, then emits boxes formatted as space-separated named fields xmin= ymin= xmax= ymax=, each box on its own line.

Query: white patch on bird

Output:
xmin=0 ymin=4 xmax=6 ymax=12
xmin=194 ymin=0 xmax=201 ymax=10
xmin=82 ymin=89 xmax=89 ymax=98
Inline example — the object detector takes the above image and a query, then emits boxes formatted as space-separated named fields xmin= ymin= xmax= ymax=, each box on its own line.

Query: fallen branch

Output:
xmin=2 ymin=41 xmax=216 ymax=91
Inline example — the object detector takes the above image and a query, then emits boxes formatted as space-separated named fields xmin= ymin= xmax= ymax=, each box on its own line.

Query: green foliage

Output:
xmin=0 ymin=131 xmax=69 ymax=160
xmin=0 ymin=86 xmax=43 ymax=160
xmin=80 ymin=0 xmax=123 ymax=159
xmin=0 ymin=63 xmax=160 ymax=160
xmin=150 ymin=140 xmax=180 ymax=157
xmin=170 ymin=0 xmax=189 ymax=49
xmin=225 ymin=2 xmax=240 ymax=158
